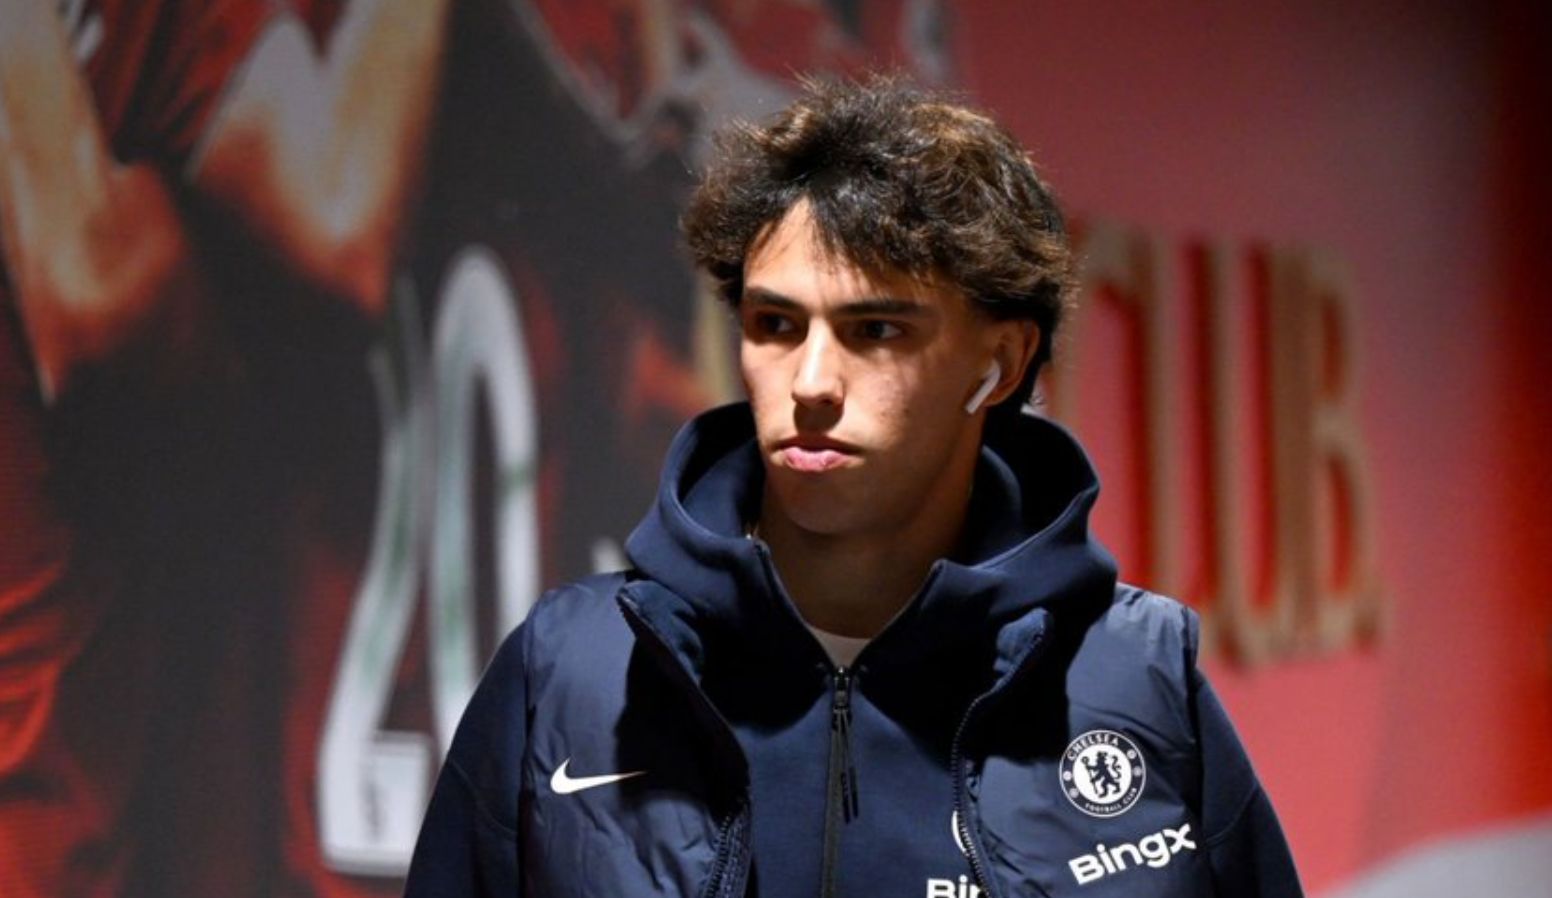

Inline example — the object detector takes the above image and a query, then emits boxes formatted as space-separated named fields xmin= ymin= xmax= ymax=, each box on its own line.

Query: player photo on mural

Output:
xmin=0 ymin=1 xmax=956 ymax=895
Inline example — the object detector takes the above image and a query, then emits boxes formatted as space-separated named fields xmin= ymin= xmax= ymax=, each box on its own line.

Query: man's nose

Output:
xmin=792 ymin=328 xmax=843 ymax=407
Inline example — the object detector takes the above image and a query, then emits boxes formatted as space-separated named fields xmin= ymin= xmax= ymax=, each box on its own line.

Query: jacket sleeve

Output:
xmin=403 ymin=619 xmax=530 ymax=897
xmin=1190 ymin=666 xmax=1304 ymax=897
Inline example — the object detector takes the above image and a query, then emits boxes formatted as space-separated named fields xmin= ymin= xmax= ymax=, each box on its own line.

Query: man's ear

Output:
xmin=985 ymin=321 xmax=1041 ymax=407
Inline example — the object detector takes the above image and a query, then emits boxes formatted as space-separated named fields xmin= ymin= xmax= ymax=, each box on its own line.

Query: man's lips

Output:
xmin=775 ymin=437 xmax=860 ymax=473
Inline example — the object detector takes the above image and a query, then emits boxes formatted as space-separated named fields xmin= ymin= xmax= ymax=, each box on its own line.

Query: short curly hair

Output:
xmin=681 ymin=74 xmax=1075 ymax=415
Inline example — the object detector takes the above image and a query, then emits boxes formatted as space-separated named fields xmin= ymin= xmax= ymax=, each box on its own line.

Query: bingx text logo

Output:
xmin=1068 ymin=823 xmax=1197 ymax=886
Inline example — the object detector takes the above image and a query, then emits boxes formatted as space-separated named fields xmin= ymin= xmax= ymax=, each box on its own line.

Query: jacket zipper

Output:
xmin=950 ymin=689 xmax=996 ymax=898
xmin=705 ymin=802 xmax=751 ymax=898
xmin=820 ymin=666 xmax=859 ymax=898
xmin=949 ymin=624 xmax=1053 ymax=898
xmin=615 ymin=590 xmax=753 ymax=898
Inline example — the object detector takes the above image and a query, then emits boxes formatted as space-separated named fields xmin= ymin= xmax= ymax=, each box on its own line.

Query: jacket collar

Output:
xmin=622 ymin=403 xmax=1117 ymax=682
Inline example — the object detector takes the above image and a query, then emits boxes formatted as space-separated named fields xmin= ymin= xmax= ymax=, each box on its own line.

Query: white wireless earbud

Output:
xmin=964 ymin=360 xmax=1002 ymax=414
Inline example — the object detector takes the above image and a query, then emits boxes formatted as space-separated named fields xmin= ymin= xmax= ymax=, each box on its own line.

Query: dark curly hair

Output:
xmin=681 ymin=74 xmax=1075 ymax=416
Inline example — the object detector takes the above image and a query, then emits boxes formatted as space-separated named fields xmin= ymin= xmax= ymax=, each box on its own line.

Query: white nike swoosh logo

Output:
xmin=549 ymin=758 xmax=647 ymax=795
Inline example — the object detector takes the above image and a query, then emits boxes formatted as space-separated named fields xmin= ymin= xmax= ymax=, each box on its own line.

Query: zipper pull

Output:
xmin=831 ymin=668 xmax=859 ymax=821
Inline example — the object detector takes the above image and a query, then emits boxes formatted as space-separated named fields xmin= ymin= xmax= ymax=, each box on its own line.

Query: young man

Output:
xmin=405 ymin=77 xmax=1301 ymax=897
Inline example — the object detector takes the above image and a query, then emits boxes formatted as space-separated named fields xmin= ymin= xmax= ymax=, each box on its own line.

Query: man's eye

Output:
xmin=856 ymin=320 xmax=904 ymax=341
xmin=751 ymin=312 xmax=796 ymax=336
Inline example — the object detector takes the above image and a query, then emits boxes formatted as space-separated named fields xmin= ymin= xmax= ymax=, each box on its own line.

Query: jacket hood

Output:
xmin=622 ymin=402 xmax=1117 ymax=679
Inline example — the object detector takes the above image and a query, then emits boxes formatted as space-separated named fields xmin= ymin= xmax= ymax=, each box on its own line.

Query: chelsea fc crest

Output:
xmin=1060 ymin=730 xmax=1146 ymax=818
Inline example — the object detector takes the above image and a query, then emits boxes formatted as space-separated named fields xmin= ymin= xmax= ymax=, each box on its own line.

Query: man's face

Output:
xmin=740 ymin=201 xmax=1018 ymax=539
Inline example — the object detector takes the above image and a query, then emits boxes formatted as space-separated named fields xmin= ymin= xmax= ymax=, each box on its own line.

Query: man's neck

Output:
xmin=756 ymin=454 xmax=978 ymax=641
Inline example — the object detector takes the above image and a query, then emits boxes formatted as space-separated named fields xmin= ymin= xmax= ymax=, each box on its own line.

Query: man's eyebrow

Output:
xmin=742 ymin=286 xmax=932 ymax=317
xmin=741 ymin=286 xmax=803 ymax=311
xmin=837 ymin=297 xmax=933 ymax=317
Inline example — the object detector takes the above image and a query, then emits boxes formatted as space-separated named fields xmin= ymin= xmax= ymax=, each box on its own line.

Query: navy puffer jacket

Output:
xmin=404 ymin=403 xmax=1302 ymax=897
